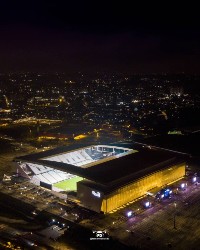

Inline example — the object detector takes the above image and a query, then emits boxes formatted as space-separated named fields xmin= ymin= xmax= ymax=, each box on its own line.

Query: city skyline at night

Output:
xmin=1 ymin=2 xmax=200 ymax=250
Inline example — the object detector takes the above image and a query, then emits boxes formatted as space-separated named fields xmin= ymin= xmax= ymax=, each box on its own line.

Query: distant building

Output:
xmin=168 ymin=130 xmax=183 ymax=135
xmin=170 ymin=86 xmax=184 ymax=96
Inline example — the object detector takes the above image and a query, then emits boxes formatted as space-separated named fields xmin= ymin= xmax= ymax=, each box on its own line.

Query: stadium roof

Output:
xmin=15 ymin=142 xmax=186 ymax=190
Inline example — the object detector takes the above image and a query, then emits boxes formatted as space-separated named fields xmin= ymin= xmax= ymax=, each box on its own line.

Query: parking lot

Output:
xmin=80 ymin=173 xmax=200 ymax=249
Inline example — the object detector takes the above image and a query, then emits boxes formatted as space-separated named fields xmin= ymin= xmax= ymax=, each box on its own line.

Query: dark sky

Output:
xmin=0 ymin=1 xmax=200 ymax=74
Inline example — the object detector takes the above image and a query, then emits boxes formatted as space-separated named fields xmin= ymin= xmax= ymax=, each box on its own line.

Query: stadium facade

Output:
xmin=15 ymin=143 xmax=186 ymax=213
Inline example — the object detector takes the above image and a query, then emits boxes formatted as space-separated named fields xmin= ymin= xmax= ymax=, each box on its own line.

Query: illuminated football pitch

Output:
xmin=53 ymin=176 xmax=83 ymax=191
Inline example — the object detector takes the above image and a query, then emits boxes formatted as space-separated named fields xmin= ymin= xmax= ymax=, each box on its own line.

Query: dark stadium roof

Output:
xmin=15 ymin=142 xmax=186 ymax=191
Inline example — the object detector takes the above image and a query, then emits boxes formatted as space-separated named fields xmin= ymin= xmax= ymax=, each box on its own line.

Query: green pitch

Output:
xmin=53 ymin=176 xmax=83 ymax=191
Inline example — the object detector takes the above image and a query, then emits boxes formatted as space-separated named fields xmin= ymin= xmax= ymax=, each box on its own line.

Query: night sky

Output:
xmin=0 ymin=1 xmax=200 ymax=73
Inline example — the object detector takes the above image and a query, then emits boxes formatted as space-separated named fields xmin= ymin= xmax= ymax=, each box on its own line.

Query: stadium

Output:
xmin=14 ymin=143 xmax=186 ymax=213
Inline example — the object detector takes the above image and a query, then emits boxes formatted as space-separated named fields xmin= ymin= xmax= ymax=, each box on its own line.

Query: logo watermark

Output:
xmin=90 ymin=230 xmax=109 ymax=240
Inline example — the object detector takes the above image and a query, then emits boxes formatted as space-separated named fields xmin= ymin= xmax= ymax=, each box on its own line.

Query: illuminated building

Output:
xmin=14 ymin=143 xmax=186 ymax=213
xmin=0 ymin=95 xmax=11 ymax=113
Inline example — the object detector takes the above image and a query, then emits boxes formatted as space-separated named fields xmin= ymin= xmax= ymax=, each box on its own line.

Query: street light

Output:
xmin=193 ymin=176 xmax=197 ymax=183
xmin=145 ymin=201 xmax=151 ymax=208
xmin=181 ymin=183 xmax=185 ymax=189
xmin=173 ymin=202 xmax=177 ymax=229
xmin=126 ymin=211 xmax=133 ymax=218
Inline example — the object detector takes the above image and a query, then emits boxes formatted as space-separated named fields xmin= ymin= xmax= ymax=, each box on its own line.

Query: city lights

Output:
xmin=0 ymin=2 xmax=200 ymax=249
